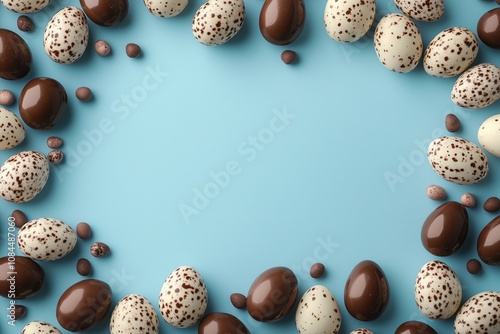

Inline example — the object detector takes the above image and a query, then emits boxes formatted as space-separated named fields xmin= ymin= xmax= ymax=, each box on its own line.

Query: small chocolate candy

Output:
xmin=426 ymin=185 xmax=446 ymax=201
xmin=47 ymin=150 xmax=64 ymax=164
xmin=76 ymin=222 xmax=92 ymax=239
xmin=14 ymin=305 xmax=27 ymax=320
xmin=94 ymin=40 xmax=111 ymax=56
xmin=75 ymin=86 xmax=93 ymax=101
xmin=230 ymin=293 xmax=247 ymax=309
xmin=466 ymin=259 xmax=482 ymax=274
xmin=445 ymin=113 xmax=460 ymax=132
xmin=47 ymin=136 xmax=63 ymax=149
xmin=461 ymin=192 xmax=476 ymax=208
xmin=281 ymin=50 xmax=297 ymax=64
xmin=310 ymin=262 xmax=325 ymax=278
xmin=17 ymin=16 xmax=33 ymax=32
xmin=11 ymin=209 xmax=28 ymax=228
xmin=0 ymin=89 xmax=15 ymax=106
xmin=77 ymin=258 xmax=91 ymax=276
xmin=126 ymin=43 xmax=141 ymax=58
xmin=90 ymin=242 xmax=110 ymax=257
xmin=483 ymin=196 xmax=500 ymax=212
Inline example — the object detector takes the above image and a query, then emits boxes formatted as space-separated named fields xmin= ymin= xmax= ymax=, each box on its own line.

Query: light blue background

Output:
xmin=1 ymin=0 xmax=500 ymax=333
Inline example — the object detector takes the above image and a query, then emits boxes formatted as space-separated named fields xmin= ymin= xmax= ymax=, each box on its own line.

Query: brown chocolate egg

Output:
xmin=478 ymin=8 xmax=500 ymax=49
xmin=421 ymin=201 xmax=468 ymax=256
xmin=246 ymin=266 xmax=298 ymax=322
xmin=80 ymin=0 xmax=128 ymax=26
xmin=0 ymin=29 xmax=31 ymax=80
xmin=56 ymin=279 xmax=112 ymax=332
xmin=259 ymin=0 xmax=305 ymax=45
xmin=0 ymin=256 xmax=44 ymax=299
xmin=477 ymin=216 xmax=500 ymax=265
xmin=19 ymin=78 xmax=67 ymax=130
xmin=198 ymin=313 xmax=250 ymax=334
xmin=395 ymin=321 xmax=437 ymax=334
xmin=344 ymin=260 xmax=389 ymax=321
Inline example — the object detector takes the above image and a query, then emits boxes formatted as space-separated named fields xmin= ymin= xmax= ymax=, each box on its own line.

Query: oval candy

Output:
xmin=451 ymin=63 xmax=500 ymax=109
xmin=454 ymin=292 xmax=500 ymax=334
xmin=324 ymin=0 xmax=375 ymax=43
xmin=0 ymin=107 xmax=25 ymax=150
xmin=0 ymin=0 xmax=50 ymax=13
xmin=22 ymin=322 xmax=62 ymax=334
xmin=0 ymin=256 xmax=45 ymax=299
xmin=427 ymin=136 xmax=488 ymax=185
xmin=259 ymin=0 xmax=305 ymax=45
xmin=477 ymin=8 xmax=500 ymax=49
xmin=110 ymin=294 xmax=159 ymax=334
xmin=295 ymin=285 xmax=341 ymax=334
xmin=0 ymin=28 xmax=31 ymax=80
xmin=144 ymin=0 xmax=189 ymax=17
xmin=393 ymin=0 xmax=443 ymax=22
xmin=395 ymin=321 xmax=437 ymax=334
xmin=198 ymin=313 xmax=249 ymax=334
xmin=478 ymin=114 xmax=500 ymax=157
xmin=80 ymin=0 xmax=128 ymax=26
xmin=477 ymin=216 xmax=500 ymax=266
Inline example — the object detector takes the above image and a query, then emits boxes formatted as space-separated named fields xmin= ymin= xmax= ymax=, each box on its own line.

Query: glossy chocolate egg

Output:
xmin=478 ymin=8 xmax=500 ymax=49
xmin=0 ymin=256 xmax=44 ymax=299
xmin=56 ymin=279 xmax=112 ymax=332
xmin=421 ymin=201 xmax=468 ymax=256
xmin=247 ymin=266 xmax=298 ymax=322
xmin=344 ymin=260 xmax=389 ymax=321
xmin=80 ymin=0 xmax=128 ymax=26
xmin=198 ymin=313 xmax=250 ymax=334
xmin=0 ymin=29 xmax=31 ymax=80
xmin=395 ymin=321 xmax=437 ymax=334
xmin=259 ymin=0 xmax=305 ymax=45
xmin=19 ymin=78 xmax=67 ymax=130
xmin=477 ymin=216 xmax=500 ymax=265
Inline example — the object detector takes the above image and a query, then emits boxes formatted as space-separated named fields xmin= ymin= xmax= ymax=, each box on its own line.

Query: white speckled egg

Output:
xmin=427 ymin=136 xmax=488 ymax=185
xmin=324 ymin=0 xmax=375 ymax=43
xmin=110 ymin=294 xmax=159 ymax=334
xmin=374 ymin=13 xmax=423 ymax=73
xmin=159 ymin=265 xmax=208 ymax=328
xmin=43 ymin=6 xmax=89 ymax=64
xmin=22 ymin=321 xmax=62 ymax=334
xmin=478 ymin=114 xmax=500 ymax=157
xmin=144 ymin=0 xmax=189 ymax=17
xmin=451 ymin=63 xmax=500 ymax=109
xmin=423 ymin=27 xmax=478 ymax=78
xmin=0 ymin=107 xmax=25 ymax=150
xmin=350 ymin=329 xmax=373 ymax=334
xmin=0 ymin=0 xmax=50 ymax=13
xmin=17 ymin=218 xmax=77 ymax=261
xmin=394 ymin=0 xmax=444 ymax=21
xmin=414 ymin=260 xmax=461 ymax=320
xmin=192 ymin=0 xmax=245 ymax=46
xmin=295 ymin=285 xmax=341 ymax=334
xmin=0 ymin=150 xmax=49 ymax=203
xmin=454 ymin=291 xmax=500 ymax=334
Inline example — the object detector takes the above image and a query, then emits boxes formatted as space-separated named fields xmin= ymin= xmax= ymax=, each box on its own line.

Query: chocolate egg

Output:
xmin=247 ymin=266 xmax=298 ymax=322
xmin=0 ymin=28 xmax=31 ymax=80
xmin=421 ymin=201 xmax=469 ymax=256
xmin=198 ymin=313 xmax=249 ymax=334
xmin=0 ymin=256 xmax=44 ymax=299
xmin=19 ymin=77 xmax=67 ymax=130
xmin=478 ymin=8 xmax=500 ymax=49
xmin=259 ymin=0 xmax=305 ymax=45
xmin=80 ymin=0 xmax=128 ymax=26
xmin=56 ymin=279 xmax=112 ymax=332
xmin=395 ymin=321 xmax=437 ymax=334
xmin=344 ymin=260 xmax=389 ymax=321
xmin=477 ymin=216 xmax=500 ymax=265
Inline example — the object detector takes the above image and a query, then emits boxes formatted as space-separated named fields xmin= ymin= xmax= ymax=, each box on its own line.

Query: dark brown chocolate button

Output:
xmin=478 ymin=8 xmax=500 ymax=49
xmin=344 ymin=260 xmax=389 ymax=321
xmin=477 ymin=216 xmax=500 ymax=265
xmin=198 ymin=313 xmax=250 ymax=334
xmin=421 ymin=201 xmax=468 ymax=256
xmin=466 ymin=259 xmax=482 ymax=274
xmin=0 ymin=28 xmax=31 ymax=80
xmin=246 ymin=266 xmax=298 ymax=322
xmin=19 ymin=77 xmax=67 ymax=130
xmin=80 ymin=0 xmax=128 ymax=26
xmin=0 ymin=256 xmax=45 ymax=299
xmin=259 ymin=0 xmax=305 ymax=45
xmin=394 ymin=321 xmax=437 ymax=334
xmin=56 ymin=279 xmax=112 ymax=332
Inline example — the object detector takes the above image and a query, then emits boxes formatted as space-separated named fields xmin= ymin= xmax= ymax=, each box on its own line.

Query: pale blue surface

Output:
xmin=1 ymin=0 xmax=500 ymax=333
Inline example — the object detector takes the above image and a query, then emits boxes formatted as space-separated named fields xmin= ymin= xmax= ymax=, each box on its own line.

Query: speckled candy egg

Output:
xmin=1 ymin=0 xmax=50 ymax=13
xmin=0 ymin=107 xmax=25 ymax=150
xmin=43 ymin=6 xmax=89 ymax=64
xmin=110 ymin=294 xmax=159 ymax=334
xmin=393 ymin=0 xmax=443 ymax=21
xmin=478 ymin=114 xmax=500 ymax=157
xmin=451 ymin=63 xmax=500 ymax=109
xmin=17 ymin=218 xmax=77 ymax=261
xmin=414 ymin=260 xmax=461 ymax=320
xmin=144 ymin=0 xmax=189 ymax=17
xmin=159 ymin=265 xmax=207 ymax=328
xmin=192 ymin=0 xmax=245 ymax=46
xmin=454 ymin=292 xmax=500 ymax=334
xmin=350 ymin=329 xmax=373 ymax=334
xmin=295 ymin=285 xmax=341 ymax=334
xmin=427 ymin=136 xmax=488 ymax=185
xmin=22 ymin=321 xmax=62 ymax=334
xmin=0 ymin=150 xmax=49 ymax=203
xmin=374 ymin=13 xmax=423 ymax=73
xmin=324 ymin=0 xmax=375 ymax=43
xmin=423 ymin=27 xmax=478 ymax=78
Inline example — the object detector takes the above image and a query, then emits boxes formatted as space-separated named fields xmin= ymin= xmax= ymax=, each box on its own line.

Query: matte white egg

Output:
xmin=478 ymin=114 xmax=500 ymax=157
